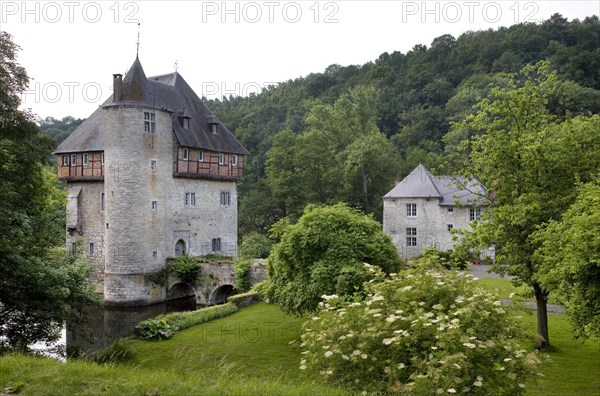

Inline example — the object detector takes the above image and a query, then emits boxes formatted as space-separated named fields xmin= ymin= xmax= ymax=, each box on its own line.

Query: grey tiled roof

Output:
xmin=383 ymin=164 xmax=487 ymax=206
xmin=56 ymin=57 xmax=249 ymax=155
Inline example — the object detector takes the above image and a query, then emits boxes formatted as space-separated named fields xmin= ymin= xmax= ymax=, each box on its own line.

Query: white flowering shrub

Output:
xmin=300 ymin=263 xmax=539 ymax=395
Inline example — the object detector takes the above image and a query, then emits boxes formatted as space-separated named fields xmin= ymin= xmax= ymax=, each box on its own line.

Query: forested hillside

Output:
xmin=203 ymin=14 xmax=599 ymax=236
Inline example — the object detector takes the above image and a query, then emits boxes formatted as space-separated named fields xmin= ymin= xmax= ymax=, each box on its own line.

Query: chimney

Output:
xmin=113 ymin=74 xmax=123 ymax=102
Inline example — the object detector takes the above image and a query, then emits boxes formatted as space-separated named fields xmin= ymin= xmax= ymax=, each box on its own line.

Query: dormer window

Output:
xmin=144 ymin=112 xmax=156 ymax=133
xmin=207 ymin=115 xmax=219 ymax=135
xmin=182 ymin=117 xmax=190 ymax=129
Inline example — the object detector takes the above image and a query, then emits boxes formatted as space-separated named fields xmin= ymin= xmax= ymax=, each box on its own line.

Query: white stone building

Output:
xmin=55 ymin=56 xmax=249 ymax=305
xmin=382 ymin=164 xmax=488 ymax=260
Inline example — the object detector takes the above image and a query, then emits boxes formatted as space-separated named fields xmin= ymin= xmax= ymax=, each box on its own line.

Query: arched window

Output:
xmin=175 ymin=239 xmax=186 ymax=257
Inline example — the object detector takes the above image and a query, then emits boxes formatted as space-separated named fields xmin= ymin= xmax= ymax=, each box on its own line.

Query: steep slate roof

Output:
xmin=383 ymin=164 xmax=487 ymax=206
xmin=56 ymin=57 xmax=249 ymax=155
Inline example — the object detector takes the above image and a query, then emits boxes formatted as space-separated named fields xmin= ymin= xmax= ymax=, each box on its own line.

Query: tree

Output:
xmin=455 ymin=61 xmax=600 ymax=349
xmin=264 ymin=203 xmax=400 ymax=315
xmin=534 ymin=180 xmax=600 ymax=339
xmin=266 ymin=86 xmax=400 ymax=221
xmin=0 ymin=32 xmax=99 ymax=351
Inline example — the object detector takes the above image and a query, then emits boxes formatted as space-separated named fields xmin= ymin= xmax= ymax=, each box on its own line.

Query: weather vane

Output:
xmin=174 ymin=60 xmax=179 ymax=72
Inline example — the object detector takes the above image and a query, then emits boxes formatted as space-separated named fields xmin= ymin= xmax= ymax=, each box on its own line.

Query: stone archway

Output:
xmin=166 ymin=283 xmax=196 ymax=311
xmin=210 ymin=284 xmax=236 ymax=305
xmin=175 ymin=239 xmax=186 ymax=257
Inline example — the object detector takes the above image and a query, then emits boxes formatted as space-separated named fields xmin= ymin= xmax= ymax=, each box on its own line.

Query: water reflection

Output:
xmin=67 ymin=296 xmax=196 ymax=356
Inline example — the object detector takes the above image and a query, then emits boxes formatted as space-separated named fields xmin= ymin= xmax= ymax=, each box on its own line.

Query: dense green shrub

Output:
xmin=234 ymin=259 xmax=251 ymax=292
xmin=300 ymin=262 xmax=539 ymax=395
xmin=170 ymin=255 xmax=199 ymax=284
xmin=239 ymin=232 xmax=273 ymax=258
xmin=137 ymin=318 xmax=178 ymax=341
xmin=265 ymin=203 xmax=401 ymax=315
xmin=420 ymin=247 xmax=469 ymax=270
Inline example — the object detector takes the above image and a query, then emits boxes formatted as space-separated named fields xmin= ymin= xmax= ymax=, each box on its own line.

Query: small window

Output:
xmin=212 ymin=238 xmax=221 ymax=252
xmin=469 ymin=207 xmax=481 ymax=221
xmin=152 ymin=251 xmax=158 ymax=258
xmin=101 ymin=193 xmax=105 ymax=211
xmin=185 ymin=192 xmax=196 ymax=207
xmin=101 ymin=152 xmax=105 ymax=166
xmin=447 ymin=207 xmax=454 ymax=214
xmin=218 ymin=153 xmax=225 ymax=165
xmin=88 ymin=242 xmax=95 ymax=256
xmin=151 ymin=201 xmax=158 ymax=211
xmin=406 ymin=228 xmax=417 ymax=247
xmin=82 ymin=153 xmax=89 ymax=166
xmin=232 ymin=154 xmax=238 ymax=167
xmin=144 ymin=112 xmax=156 ymax=133
xmin=183 ymin=148 xmax=189 ymax=161
xmin=211 ymin=123 xmax=218 ymax=134
xmin=447 ymin=224 xmax=454 ymax=232
xmin=150 ymin=160 xmax=157 ymax=171
xmin=198 ymin=150 xmax=204 ymax=162
xmin=220 ymin=191 xmax=231 ymax=206
xmin=406 ymin=203 xmax=417 ymax=217
xmin=183 ymin=117 xmax=190 ymax=129
xmin=62 ymin=155 xmax=69 ymax=166
xmin=71 ymin=154 xmax=77 ymax=166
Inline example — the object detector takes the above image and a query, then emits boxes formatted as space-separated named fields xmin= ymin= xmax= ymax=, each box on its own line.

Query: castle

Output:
xmin=55 ymin=56 xmax=249 ymax=306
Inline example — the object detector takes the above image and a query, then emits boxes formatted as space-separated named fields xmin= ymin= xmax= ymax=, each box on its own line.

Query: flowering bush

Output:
xmin=299 ymin=263 xmax=539 ymax=395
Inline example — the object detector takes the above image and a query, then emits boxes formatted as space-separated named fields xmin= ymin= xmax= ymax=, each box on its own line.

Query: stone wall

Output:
xmin=65 ymin=181 xmax=105 ymax=284
xmin=383 ymin=197 xmax=477 ymax=260
xmin=103 ymin=105 xmax=173 ymax=304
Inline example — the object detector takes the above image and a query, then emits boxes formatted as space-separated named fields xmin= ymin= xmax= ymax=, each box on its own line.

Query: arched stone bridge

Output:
xmin=166 ymin=260 xmax=267 ymax=306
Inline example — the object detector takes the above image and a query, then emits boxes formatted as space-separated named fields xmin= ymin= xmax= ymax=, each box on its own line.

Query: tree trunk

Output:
xmin=533 ymin=282 xmax=550 ymax=349
xmin=361 ymin=165 xmax=369 ymax=213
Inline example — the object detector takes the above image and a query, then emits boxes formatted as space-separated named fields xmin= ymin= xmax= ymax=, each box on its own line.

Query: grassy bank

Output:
xmin=0 ymin=303 xmax=348 ymax=396
xmin=1 ymin=302 xmax=598 ymax=395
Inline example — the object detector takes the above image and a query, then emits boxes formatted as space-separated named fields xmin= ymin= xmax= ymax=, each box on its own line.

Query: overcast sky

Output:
xmin=2 ymin=0 xmax=598 ymax=120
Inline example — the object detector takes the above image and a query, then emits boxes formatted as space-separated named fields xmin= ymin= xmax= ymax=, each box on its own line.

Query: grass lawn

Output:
xmin=125 ymin=302 xmax=308 ymax=380
xmin=1 ymin=301 xmax=598 ymax=395
xmin=473 ymin=277 xmax=560 ymax=304
xmin=521 ymin=313 xmax=600 ymax=396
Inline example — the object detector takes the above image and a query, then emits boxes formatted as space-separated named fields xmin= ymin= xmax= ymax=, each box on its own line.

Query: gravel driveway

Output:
xmin=468 ymin=264 xmax=565 ymax=313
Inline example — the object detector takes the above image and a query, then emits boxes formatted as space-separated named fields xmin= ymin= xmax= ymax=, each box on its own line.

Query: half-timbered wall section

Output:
xmin=57 ymin=151 xmax=104 ymax=180
xmin=174 ymin=146 xmax=244 ymax=180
